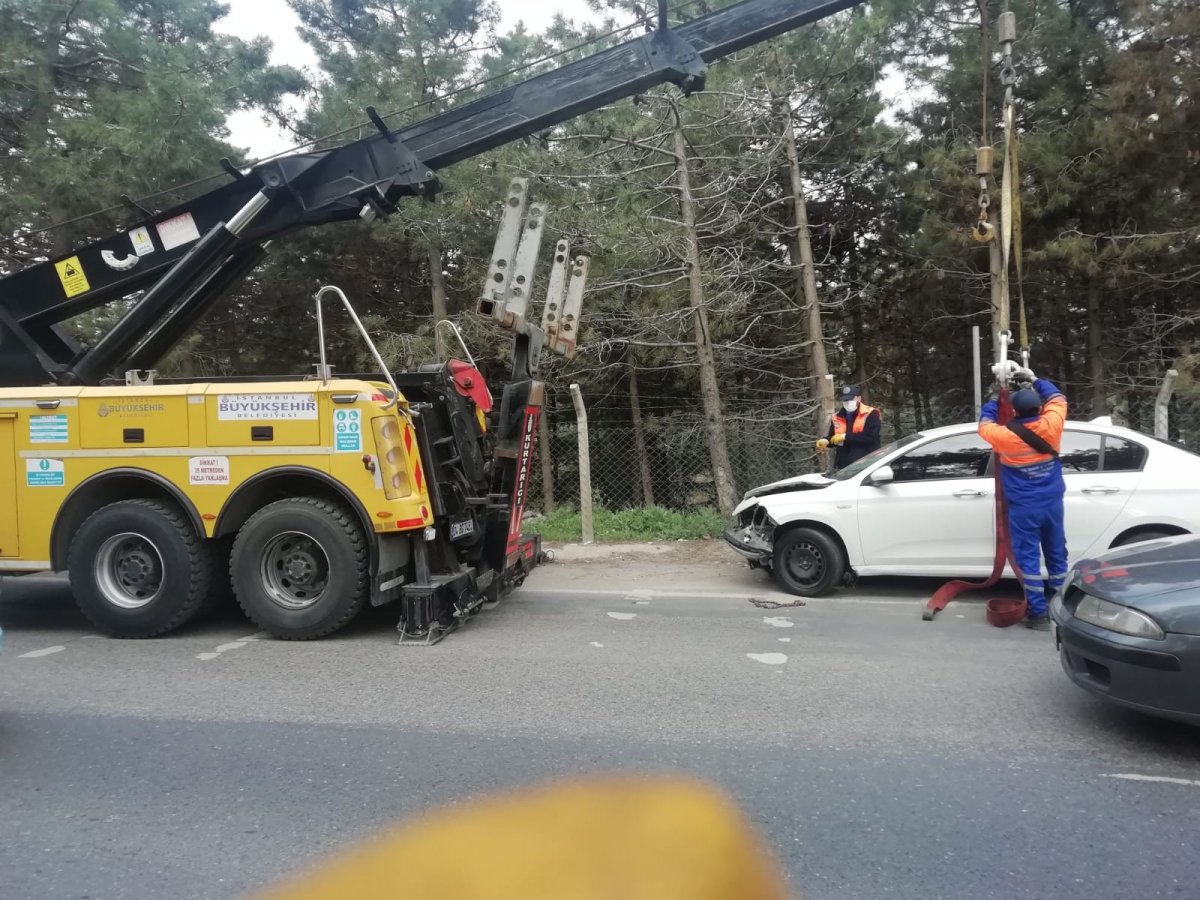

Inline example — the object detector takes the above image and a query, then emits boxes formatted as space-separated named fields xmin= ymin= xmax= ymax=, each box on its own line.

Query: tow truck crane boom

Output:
xmin=0 ymin=0 xmax=861 ymax=388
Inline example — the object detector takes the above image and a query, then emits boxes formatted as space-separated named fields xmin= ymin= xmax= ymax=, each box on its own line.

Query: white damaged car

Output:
xmin=725 ymin=421 xmax=1200 ymax=596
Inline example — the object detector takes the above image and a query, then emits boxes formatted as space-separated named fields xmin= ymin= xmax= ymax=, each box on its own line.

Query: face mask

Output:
xmin=843 ymin=401 xmax=859 ymax=412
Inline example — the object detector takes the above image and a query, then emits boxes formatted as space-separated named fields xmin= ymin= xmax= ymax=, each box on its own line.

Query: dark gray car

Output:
xmin=1050 ymin=535 xmax=1200 ymax=726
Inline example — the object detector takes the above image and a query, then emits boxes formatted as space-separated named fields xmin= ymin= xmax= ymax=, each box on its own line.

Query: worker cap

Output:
xmin=839 ymin=386 xmax=861 ymax=401
xmin=1011 ymin=389 xmax=1041 ymax=417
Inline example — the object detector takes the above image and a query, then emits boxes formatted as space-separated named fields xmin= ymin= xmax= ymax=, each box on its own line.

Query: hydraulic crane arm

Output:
xmin=0 ymin=0 xmax=861 ymax=387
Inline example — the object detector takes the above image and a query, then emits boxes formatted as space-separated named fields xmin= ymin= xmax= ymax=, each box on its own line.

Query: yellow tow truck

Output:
xmin=0 ymin=0 xmax=862 ymax=642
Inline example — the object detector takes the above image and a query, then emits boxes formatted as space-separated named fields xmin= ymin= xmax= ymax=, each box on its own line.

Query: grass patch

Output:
xmin=528 ymin=506 xmax=726 ymax=542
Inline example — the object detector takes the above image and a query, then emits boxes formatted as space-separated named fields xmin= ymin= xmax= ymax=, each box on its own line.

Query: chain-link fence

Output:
xmin=528 ymin=392 xmax=1200 ymax=515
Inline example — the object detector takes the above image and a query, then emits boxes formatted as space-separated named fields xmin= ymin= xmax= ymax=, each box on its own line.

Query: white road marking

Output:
xmin=1102 ymin=774 xmax=1200 ymax=787
xmin=763 ymin=616 xmax=793 ymax=628
xmin=197 ymin=633 xmax=265 ymax=661
xmin=747 ymin=652 xmax=787 ymax=665
xmin=779 ymin=637 xmax=792 ymax=643
xmin=607 ymin=612 xmax=637 ymax=621
xmin=633 ymin=600 xmax=650 ymax=606
xmin=519 ymin=587 xmax=912 ymax=605
xmin=590 ymin=642 xmax=604 ymax=648
xmin=19 ymin=645 xmax=65 ymax=658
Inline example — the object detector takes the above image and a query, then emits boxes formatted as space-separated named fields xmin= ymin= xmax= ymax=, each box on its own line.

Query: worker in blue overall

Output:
xmin=978 ymin=366 xmax=1069 ymax=631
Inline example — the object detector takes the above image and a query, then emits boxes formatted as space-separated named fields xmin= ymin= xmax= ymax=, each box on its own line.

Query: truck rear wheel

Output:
xmin=68 ymin=499 xmax=212 ymax=638
xmin=230 ymin=497 xmax=368 ymax=640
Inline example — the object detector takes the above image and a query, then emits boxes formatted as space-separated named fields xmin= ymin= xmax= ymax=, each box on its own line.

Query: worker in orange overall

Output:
xmin=978 ymin=365 xmax=1069 ymax=631
xmin=816 ymin=386 xmax=881 ymax=469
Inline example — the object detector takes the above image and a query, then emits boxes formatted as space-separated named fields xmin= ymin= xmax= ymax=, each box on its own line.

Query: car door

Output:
xmin=856 ymin=431 xmax=997 ymax=571
xmin=1061 ymin=429 xmax=1145 ymax=557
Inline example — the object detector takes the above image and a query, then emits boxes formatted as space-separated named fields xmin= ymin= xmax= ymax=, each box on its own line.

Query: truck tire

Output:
xmin=67 ymin=499 xmax=212 ymax=638
xmin=230 ymin=497 xmax=368 ymax=640
xmin=202 ymin=534 xmax=236 ymax=614
xmin=772 ymin=526 xmax=844 ymax=597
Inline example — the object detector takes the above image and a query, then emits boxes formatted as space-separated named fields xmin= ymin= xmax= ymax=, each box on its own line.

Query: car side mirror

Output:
xmin=867 ymin=465 xmax=894 ymax=486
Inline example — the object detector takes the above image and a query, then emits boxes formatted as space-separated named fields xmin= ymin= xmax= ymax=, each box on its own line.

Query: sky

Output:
xmin=216 ymin=0 xmax=600 ymax=158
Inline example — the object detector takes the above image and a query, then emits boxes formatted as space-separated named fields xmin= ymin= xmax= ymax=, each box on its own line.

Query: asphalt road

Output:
xmin=2 ymin=550 xmax=1199 ymax=900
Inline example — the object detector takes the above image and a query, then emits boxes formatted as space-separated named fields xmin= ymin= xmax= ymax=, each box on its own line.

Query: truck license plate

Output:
xmin=450 ymin=519 xmax=474 ymax=539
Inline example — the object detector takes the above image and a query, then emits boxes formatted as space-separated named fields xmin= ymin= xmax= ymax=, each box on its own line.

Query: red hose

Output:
xmin=922 ymin=389 xmax=1025 ymax=620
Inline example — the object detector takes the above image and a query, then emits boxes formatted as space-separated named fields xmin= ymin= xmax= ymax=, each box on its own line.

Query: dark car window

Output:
xmin=1059 ymin=431 xmax=1102 ymax=473
xmin=1101 ymin=435 xmax=1147 ymax=472
xmin=890 ymin=433 xmax=992 ymax=482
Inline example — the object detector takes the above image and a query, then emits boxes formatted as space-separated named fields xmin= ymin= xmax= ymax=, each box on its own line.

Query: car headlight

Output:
xmin=1073 ymin=595 xmax=1164 ymax=640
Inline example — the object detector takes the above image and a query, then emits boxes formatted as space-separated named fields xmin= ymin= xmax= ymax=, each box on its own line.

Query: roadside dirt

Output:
xmin=536 ymin=538 xmax=758 ymax=592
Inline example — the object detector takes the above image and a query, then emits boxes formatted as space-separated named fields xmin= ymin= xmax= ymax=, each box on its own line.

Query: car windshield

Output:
xmin=832 ymin=433 xmax=923 ymax=481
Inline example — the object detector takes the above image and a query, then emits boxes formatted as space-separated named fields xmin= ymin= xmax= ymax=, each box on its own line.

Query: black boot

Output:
xmin=1024 ymin=614 xmax=1050 ymax=632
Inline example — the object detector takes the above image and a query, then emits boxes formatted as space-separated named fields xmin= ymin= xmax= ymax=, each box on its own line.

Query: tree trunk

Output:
xmin=671 ymin=107 xmax=738 ymax=516
xmin=539 ymin=399 xmax=556 ymax=514
xmin=1086 ymin=282 xmax=1107 ymax=416
xmin=428 ymin=232 xmax=449 ymax=358
xmin=628 ymin=357 xmax=655 ymax=507
xmin=851 ymin=309 xmax=868 ymax=388
xmin=781 ymin=109 xmax=836 ymax=444
xmin=906 ymin=348 xmax=926 ymax=429
xmin=1057 ymin=315 xmax=1074 ymax=389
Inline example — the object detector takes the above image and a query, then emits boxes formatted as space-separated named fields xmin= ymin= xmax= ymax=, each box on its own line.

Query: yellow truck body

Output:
xmin=0 ymin=379 xmax=432 ymax=638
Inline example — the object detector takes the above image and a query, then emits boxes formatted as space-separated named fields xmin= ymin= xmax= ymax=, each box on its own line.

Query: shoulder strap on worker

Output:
xmin=1005 ymin=422 xmax=1058 ymax=459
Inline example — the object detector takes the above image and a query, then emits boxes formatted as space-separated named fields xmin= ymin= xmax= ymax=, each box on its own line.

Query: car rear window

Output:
xmin=1101 ymin=435 xmax=1147 ymax=471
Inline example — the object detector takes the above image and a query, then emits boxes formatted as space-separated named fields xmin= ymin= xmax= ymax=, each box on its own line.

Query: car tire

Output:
xmin=772 ymin=527 xmax=845 ymax=597
xmin=1111 ymin=529 xmax=1179 ymax=548
xmin=230 ymin=497 xmax=368 ymax=640
xmin=68 ymin=499 xmax=212 ymax=638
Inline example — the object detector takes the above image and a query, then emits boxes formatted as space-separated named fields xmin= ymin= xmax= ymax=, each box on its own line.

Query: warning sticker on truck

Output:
xmin=29 ymin=414 xmax=68 ymax=444
xmin=26 ymin=458 xmax=65 ymax=487
xmin=189 ymin=456 xmax=230 ymax=486
xmin=217 ymin=394 xmax=318 ymax=421
xmin=156 ymin=212 xmax=201 ymax=252
xmin=55 ymin=256 xmax=91 ymax=298
xmin=129 ymin=226 xmax=155 ymax=256
xmin=334 ymin=408 xmax=362 ymax=452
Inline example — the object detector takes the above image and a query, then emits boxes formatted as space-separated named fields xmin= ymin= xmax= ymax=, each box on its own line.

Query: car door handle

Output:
xmin=953 ymin=489 xmax=989 ymax=498
xmin=1082 ymin=486 xmax=1121 ymax=494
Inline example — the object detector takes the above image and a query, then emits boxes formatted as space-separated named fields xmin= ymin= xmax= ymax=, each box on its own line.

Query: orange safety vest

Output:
xmin=978 ymin=395 xmax=1067 ymax=468
xmin=832 ymin=403 xmax=879 ymax=437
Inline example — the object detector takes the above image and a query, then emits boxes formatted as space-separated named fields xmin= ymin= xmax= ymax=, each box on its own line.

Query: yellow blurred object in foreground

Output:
xmin=256 ymin=777 xmax=791 ymax=900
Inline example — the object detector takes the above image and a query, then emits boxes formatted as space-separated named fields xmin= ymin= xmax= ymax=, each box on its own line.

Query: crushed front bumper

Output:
xmin=723 ymin=526 xmax=773 ymax=561
xmin=723 ymin=505 xmax=775 ymax=562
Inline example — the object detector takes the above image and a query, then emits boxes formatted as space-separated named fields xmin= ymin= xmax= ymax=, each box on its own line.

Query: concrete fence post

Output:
xmin=570 ymin=383 xmax=594 ymax=544
xmin=1156 ymin=369 xmax=1178 ymax=440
